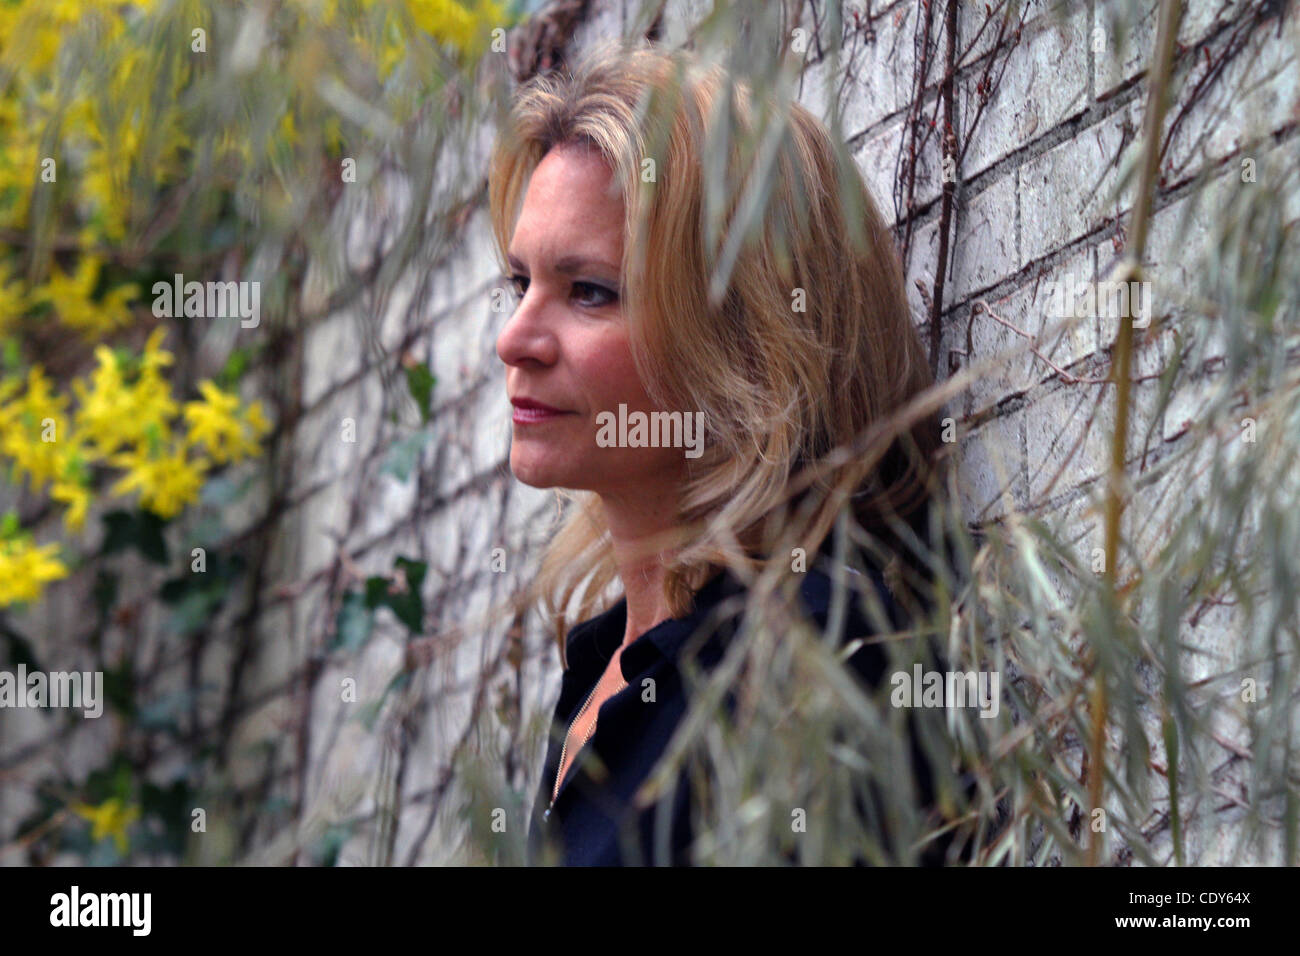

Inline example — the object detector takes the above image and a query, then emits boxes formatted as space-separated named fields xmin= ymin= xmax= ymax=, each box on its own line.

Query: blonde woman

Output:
xmin=490 ymin=38 xmax=956 ymax=865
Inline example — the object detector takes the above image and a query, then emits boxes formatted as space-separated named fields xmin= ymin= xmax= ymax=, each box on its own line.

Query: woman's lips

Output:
xmin=511 ymin=398 xmax=572 ymax=425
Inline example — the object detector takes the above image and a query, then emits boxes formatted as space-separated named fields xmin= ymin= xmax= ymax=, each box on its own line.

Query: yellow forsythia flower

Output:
xmin=0 ymin=365 xmax=70 ymax=487
xmin=51 ymin=476 xmax=92 ymax=532
xmin=138 ymin=325 xmax=175 ymax=375
xmin=49 ymin=444 xmax=92 ymax=532
xmin=28 ymin=257 xmax=138 ymax=336
xmin=71 ymin=341 xmax=178 ymax=459
xmin=72 ymin=797 xmax=141 ymax=855
xmin=182 ymin=380 xmax=271 ymax=465
xmin=109 ymin=437 xmax=209 ymax=519
xmin=0 ymin=537 xmax=69 ymax=607
xmin=406 ymin=0 xmax=509 ymax=57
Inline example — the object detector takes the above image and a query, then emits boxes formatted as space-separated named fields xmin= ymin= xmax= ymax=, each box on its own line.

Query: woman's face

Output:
xmin=496 ymin=144 xmax=687 ymax=502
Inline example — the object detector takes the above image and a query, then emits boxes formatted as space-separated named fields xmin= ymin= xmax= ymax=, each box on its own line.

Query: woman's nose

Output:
xmin=496 ymin=284 xmax=559 ymax=368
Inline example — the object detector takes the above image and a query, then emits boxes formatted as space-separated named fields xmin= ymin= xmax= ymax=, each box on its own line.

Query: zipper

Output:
xmin=545 ymin=675 xmax=626 ymax=819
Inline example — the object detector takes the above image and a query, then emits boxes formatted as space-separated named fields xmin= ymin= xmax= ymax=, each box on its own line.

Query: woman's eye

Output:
xmin=506 ymin=275 xmax=616 ymax=308
xmin=574 ymin=281 xmax=617 ymax=308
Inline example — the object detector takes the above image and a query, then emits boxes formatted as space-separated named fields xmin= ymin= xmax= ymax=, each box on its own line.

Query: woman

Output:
xmin=489 ymin=38 xmax=956 ymax=865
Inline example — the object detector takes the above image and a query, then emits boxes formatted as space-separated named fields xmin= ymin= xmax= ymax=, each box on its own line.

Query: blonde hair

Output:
xmin=489 ymin=39 xmax=941 ymax=666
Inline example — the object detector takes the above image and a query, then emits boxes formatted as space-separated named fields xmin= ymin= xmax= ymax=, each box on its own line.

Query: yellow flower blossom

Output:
xmin=406 ymin=0 xmax=508 ymax=56
xmin=51 ymin=476 xmax=92 ymax=532
xmin=0 ymin=536 xmax=69 ymax=607
xmin=49 ymin=444 xmax=92 ymax=531
xmin=0 ymin=365 xmax=70 ymax=487
xmin=182 ymin=380 xmax=271 ymax=465
xmin=28 ymin=257 xmax=138 ymax=336
xmin=139 ymin=325 xmax=175 ymax=374
xmin=71 ymin=340 xmax=178 ymax=459
xmin=244 ymin=399 xmax=272 ymax=438
xmin=109 ymin=437 xmax=209 ymax=519
xmin=72 ymin=797 xmax=141 ymax=855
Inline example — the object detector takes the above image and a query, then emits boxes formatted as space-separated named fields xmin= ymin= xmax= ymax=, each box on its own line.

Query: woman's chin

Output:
xmin=509 ymin=449 xmax=581 ymax=490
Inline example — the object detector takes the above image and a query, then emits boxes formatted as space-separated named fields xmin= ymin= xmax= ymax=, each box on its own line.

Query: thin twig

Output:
xmin=1088 ymin=0 xmax=1184 ymax=868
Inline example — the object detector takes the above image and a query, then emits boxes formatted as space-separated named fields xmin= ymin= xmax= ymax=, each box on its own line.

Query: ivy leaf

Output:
xmin=135 ymin=511 xmax=170 ymax=564
xmin=139 ymin=779 xmax=194 ymax=857
xmin=403 ymin=363 xmax=436 ymax=424
xmin=0 ymin=621 xmax=42 ymax=671
xmin=309 ymin=823 xmax=353 ymax=867
xmin=165 ymin=588 xmax=222 ymax=636
xmin=380 ymin=429 xmax=432 ymax=482
xmin=158 ymin=551 xmax=245 ymax=635
xmin=101 ymin=664 xmax=136 ymax=720
xmin=83 ymin=753 xmax=134 ymax=803
xmin=361 ymin=558 xmax=426 ymax=634
xmin=332 ymin=590 xmax=375 ymax=653
xmin=386 ymin=557 xmax=426 ymax=633
xmin=394 ymin=556 xmax=427 ymax=594
xmin=101 ymin=510 xmax=170 ymax=565
xmin=363 ymin=575 xmax=390 ymax=609
xmin=200 ymin=473 xmax=254 ymax=508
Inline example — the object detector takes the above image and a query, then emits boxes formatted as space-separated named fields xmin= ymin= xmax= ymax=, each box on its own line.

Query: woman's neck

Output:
xmin=599 ymin=492 xmax=682 ymax=648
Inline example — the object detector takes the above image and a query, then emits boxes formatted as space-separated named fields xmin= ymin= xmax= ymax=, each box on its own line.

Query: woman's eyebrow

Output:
xmin=507 ymin=251 xmax=619 ymax=276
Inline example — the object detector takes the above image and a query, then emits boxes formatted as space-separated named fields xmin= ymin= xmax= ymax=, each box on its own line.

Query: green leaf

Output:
xmin=215 ymin=346 xmax=251 ymax=390
xmin=260 ymin=794 xmax=293 ymax=816
xmin=92 ymin=570 xmax=119 ymax=622
xmin=363 ymin=575 xmax=389 ymax=608
xmin=332 ymin=590 xmax=375 ymax=653
xmin=394 ymin=556 xmax=427 ymax=596
xmin=100 ymin=510 xmax=170 ymax=565
xmin=166 ymin=588 xmax=221 ymax=636
xmin=0 ymin=622 xmax=42 ymax=671
xmin=403 ymin=363 xmax=436 ymax=423
xmin=386 ymin=557 xmax=426 ymax=633
xmin=101 ymin=665 xmax=136 ymax=720
xmin=157 ymin=552 xmax=245 ymax=635
xmin=139 ymin=779 xmax=194 ymax=857
xmin=135 ymin=511 xmax=170 ymax=563
xmin=379 ymin=429 xmax=432 ymax=482
xmin=309 ymin=823 xmax=352 ymax=867
xmin=361 ymin=558 xmax=425 ymax=634
xmin=1 ymin=337 xmax=20 ymax=371
xmin=83 ymin=753 xmax=134 ymax=803
xmin=200 ymin=473 xmax=254 ymax=508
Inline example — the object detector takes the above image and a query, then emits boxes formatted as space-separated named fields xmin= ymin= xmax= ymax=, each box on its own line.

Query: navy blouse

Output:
xmin=525 ymin=559 xmax=959 ymax=866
